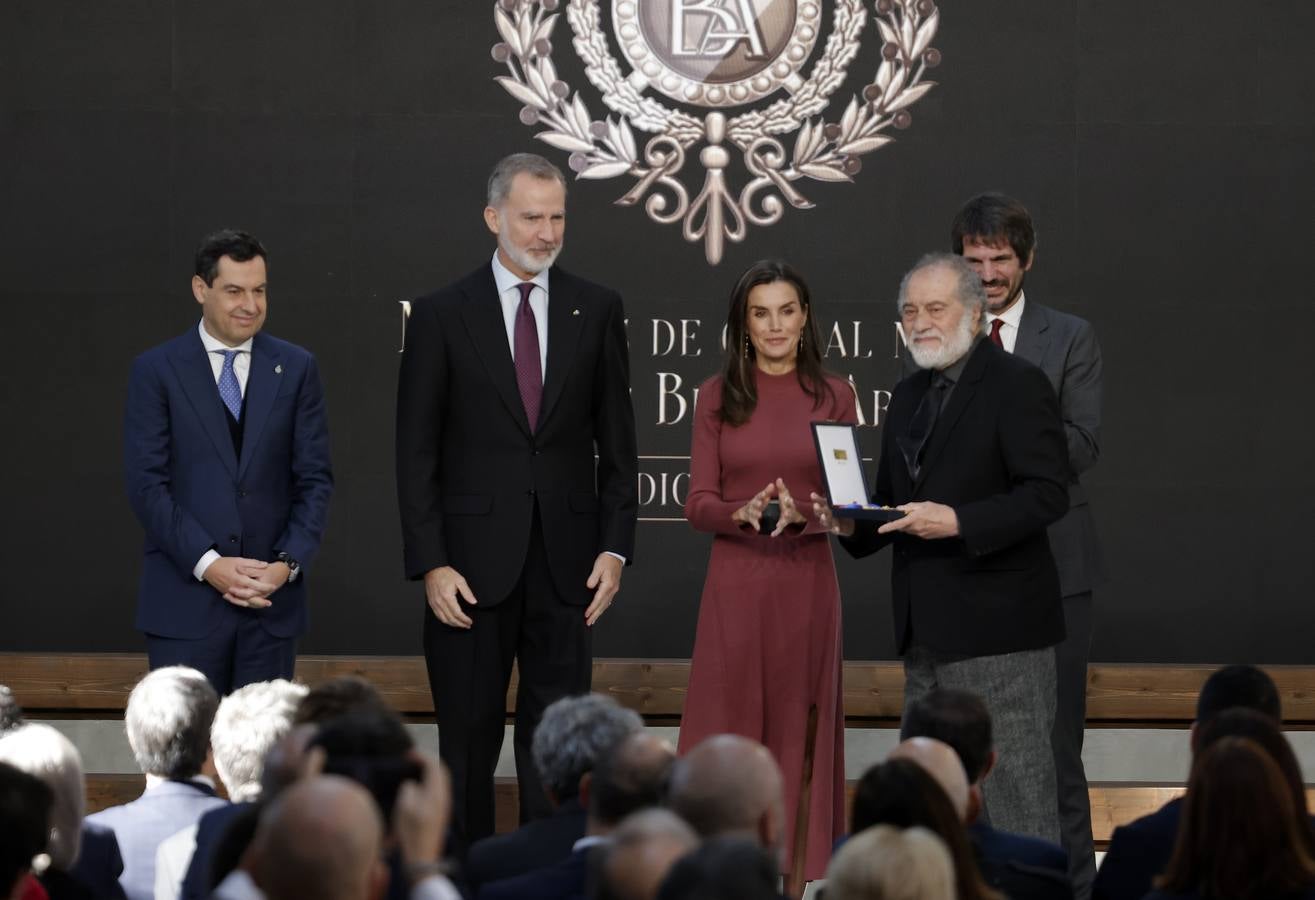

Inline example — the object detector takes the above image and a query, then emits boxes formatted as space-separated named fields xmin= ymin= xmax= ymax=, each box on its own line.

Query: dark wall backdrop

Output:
xmin=3 ymin=1 xmax=1312 ymax=662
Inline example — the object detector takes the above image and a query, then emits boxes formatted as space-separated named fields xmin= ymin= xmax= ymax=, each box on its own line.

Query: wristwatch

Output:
xmin=276 ymin=551 xmax=302 ymax=582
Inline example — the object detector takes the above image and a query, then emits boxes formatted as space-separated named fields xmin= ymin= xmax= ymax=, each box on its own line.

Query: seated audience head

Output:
xmin=600 ymin=808 xmax=700 ymax=900
xmin=211 ymin=679 xmax=307 ymax=802
xmin=827 ymin=825 xmax=957 ymax=900
xmin=294 ymin=675 xmax=389 ymax=726
xmin=1157 ymin=736 xmax=1315 ymax=900
xmin=247 ymin=775 xmax=388 ymax=900
xmin=1194 ymin=706 xmax=1315 ymax=855
xmin=852 ymin=759 xmax=1000 ymax=900
xmin=657 ymin=836 xmax=782 ymax=900
xmin=532 ymin=693 xmax=643 ymax=807
xmin=589 ymin=731 xmax=677 ymax=832
xmin=311 ymin=707 xmax=415 ymax=825
xmin=901 ymin=689 xmax=993 ymax=785
xmin=1193 ymin=663 xmax=1279 ymax=737
xmin=0 ymin=724 xmax=85 ymax=871
xmin=125 ymin=665 xmax=219 ymax=779
xmin=0 ymin=686 xmax=23 ymax=736
xmin=0 ymin=761 xmax=52 ymax=900
xmin=667 ymin=734 xmax=785 ymax=851
xmin=888 ymin=737 xmax=971 ymax=822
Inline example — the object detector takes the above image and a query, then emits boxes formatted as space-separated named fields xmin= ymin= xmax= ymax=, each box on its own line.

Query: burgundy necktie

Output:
xmin=514 ymin=282 xmax=543 ymax=431
xmin=988 ymin=317 xmax=1005 ymax=349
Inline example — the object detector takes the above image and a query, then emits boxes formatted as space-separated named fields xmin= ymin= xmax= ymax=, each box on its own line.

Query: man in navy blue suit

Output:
xmin=124 ymin=230 xmax=333 ymax=693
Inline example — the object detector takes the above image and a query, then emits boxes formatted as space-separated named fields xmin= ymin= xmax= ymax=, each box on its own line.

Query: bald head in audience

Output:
xmin=667 ymin=734 xmax=785 ymax=851
xmin=247 ymin=776 xmax=388 ymax=900
xmin=601 ymin=808 xmax=700 ymax=900
xmin=888 ymin=738 xmax=971 ymax=823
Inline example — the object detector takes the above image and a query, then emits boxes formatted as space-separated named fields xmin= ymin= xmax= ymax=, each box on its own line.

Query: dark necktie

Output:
xmin=988 ymin=317 xmax=1005 ymax=349
xmin=216 ymin=350 xmax=242 ymax=420
xmin=514 ymin=282 xmax=543 ymax=431
xmin=897 ymin=376 xmax=947 ymax=481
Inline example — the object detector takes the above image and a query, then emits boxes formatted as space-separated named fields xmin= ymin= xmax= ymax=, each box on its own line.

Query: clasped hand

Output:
xmin=203 ymin=557 xmax=290 ymax=609
xmin=733 ymin=478 xmax=807 ymax=537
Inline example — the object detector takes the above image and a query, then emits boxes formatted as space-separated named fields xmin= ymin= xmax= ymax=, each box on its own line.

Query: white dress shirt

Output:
xmin=986 ymin=291 xmax=1026 ymax=354
xmin=491 ymin=252 xmax=550 ymax=378
xmin=193 ymin=320 xmax=254 ymax=581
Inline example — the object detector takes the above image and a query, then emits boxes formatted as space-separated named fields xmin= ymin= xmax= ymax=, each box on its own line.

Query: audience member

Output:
xmin=0 ymin=686 xmax=25 ymax=735
xmin=84 ymin=667 xmax=225 ymax=900
xmin=293 ymin=676 xmax=389 ymax=726
xmin=889 ymin=737 xmax=1069 ymax=900
xmin=465 ymin=694 xmax=643 ymax=889
xmin=0 ymin=724 xmax=125 ymax=900
xmin=667 ymin=734 xmax=785 ymax=859
xmin=903 ymin=690 xmax=1068 ymax=870
xmin=851 ymin=759 xmax=1001 ymax=900
xmin=1093 ymin=664 xmax=1285 ymax=900
xmin=1146 ymin=737 xmax=1315 ymax=900
xmin=598 ymin=809 xmax=699 ymax=900
xmin=826 ymin=825 xmax=956 ymax=900
xmin=657 ymin=837 xmax=782 ymax=900
xmin=246 ymin=775 xmax=390 ymax=900
xmin=0 ymin=761 xmax=53 ymax=900
xmin=156 ymin=679 xmax=305 ymax=900
xmin=480 ymin=730 xmax=676 ymax=900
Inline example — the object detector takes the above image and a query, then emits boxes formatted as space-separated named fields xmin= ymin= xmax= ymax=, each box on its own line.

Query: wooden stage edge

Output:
xmin=4 ymin=652 xmax=1315 ymax=724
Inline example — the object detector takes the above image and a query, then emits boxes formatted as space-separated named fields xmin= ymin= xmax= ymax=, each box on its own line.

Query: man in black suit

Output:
xmin=813 ymin=253 xmax=1070 ymax=842
xmin=396 ymin=153 xmax=639 ymax=846
xmin=1093 ymin=665 xmax=1284 ymax=900
xmin=952 ymin=193 xmax=1106 ymax=899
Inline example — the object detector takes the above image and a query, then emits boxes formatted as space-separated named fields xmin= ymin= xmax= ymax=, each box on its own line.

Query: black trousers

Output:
xmin=1052 ymin=591 xmax=1095 ymax=900
xmin=422 ymin=514 xmax=592 ymax=849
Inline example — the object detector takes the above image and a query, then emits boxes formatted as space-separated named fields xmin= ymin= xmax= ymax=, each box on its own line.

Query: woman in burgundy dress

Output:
xmin=681 ymin=259 xmax=857 ymax=882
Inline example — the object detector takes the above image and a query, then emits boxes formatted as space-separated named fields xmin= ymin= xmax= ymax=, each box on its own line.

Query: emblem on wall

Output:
xmin=491 ymin=0 xmax=942 ymax=263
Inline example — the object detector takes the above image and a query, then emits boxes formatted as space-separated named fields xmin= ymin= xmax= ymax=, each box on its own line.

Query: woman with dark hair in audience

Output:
xmin=1147 ymin=736 xmax=1315 ymax=900
xmin=851 ymin=759 xmax=1001 ymax=900
xmin=680 ymin=259 xmax=858 ymax=883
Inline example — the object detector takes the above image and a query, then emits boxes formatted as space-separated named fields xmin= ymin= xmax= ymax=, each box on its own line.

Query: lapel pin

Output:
xmin=274 ymin=364 xmax=283 ymax=374
xmin=572 ymin=309 xmax=580 ymax=316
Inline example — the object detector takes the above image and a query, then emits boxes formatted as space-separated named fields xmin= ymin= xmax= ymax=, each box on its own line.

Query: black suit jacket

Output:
xmin=464 ymin=798 xmax=587 ymax=891
xmin=396 ymin=263 xmax=638 ymax=605
xmin=844 ymin=338 xmax=1069 ymax=656
xmin=477 ymin=846 xmax=591 ymax=900
xmin=1091 ymin=798 xmax=1181 ymax=900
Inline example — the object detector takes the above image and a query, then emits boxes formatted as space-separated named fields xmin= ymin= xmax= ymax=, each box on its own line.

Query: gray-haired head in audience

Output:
xmin=0 ymin=685 xmax=24 ymax=735
xmin=0 ymin=723 xmax=86 ymax=870
xmin=826 ymin=825 xmax=957 ymax=900
xmin=532 ymin=693 xmax=643 ymax=805
xmin=125 ymin=665 xmax=219 ymax=779
xmin=211 ymin=679 xmax=307 ymax=802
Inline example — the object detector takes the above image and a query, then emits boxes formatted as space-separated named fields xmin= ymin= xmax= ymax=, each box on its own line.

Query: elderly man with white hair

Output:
xmin=85 ymin=666 xmax=227 ymax=900
xmin=155 ymin=678 xmax=306 ymax=900
xmin=0 ymin=722 xmax=126 ymax=900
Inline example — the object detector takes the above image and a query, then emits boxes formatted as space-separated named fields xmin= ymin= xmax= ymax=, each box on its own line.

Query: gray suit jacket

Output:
xmin=899 ymin=299 xmax=1106 ymax=596
xmin=85 ymin=780 xmax=227 ymax=900
xmin=1013 ymin=300 xmax=1106 ymax=596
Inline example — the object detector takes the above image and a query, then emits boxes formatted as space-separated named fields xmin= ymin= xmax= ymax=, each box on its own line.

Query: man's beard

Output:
xmin=908 ymin=310 xmax=977 ymax=370
xmin=499 ymin=233 xmax=562 ymax=276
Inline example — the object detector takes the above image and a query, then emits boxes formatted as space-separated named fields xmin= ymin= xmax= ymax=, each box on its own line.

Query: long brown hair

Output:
xmin=718 ymin=259 xmax=833 ymax=426
xmin=851 ymin=759 xmax=1002 ymax=900
xmin=1157 ymin=737 xmax=1315 ymax=899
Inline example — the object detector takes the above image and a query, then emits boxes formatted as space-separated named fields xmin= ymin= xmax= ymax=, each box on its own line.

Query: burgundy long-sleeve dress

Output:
xmin=680 ymin=369 xmax=857 ymax=880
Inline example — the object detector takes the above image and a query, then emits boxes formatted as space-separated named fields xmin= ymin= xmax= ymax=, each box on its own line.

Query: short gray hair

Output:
xmin=212 ymin=679 xmax=308 ymax=802
xmin=825 ymin=825 xmax=957 ymax=900
xmin=532 ymin=693 xmax=643 ymax=800
xmin=125 ymin=666 xmax=218 ymax=779
xmin=487 ymin=152 xmax=567 ymax=208
xmin=0 ymin=685 xmax=24 ymax=735
xmin=0 ymin=724 xmax=85 ymax=870
xmin=897 ymin=252 xmax=986 ymax=322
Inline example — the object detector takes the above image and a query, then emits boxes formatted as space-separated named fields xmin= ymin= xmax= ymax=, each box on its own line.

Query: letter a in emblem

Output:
xmin=670 ymin=0 xmax=768 ymax=59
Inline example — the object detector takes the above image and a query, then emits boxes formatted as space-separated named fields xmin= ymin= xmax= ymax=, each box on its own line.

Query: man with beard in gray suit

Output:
xmin=952 ymin=192 xmax=1106 ymax=900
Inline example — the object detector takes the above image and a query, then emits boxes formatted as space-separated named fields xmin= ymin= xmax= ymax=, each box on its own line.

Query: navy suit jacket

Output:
xmin=84 ymin=780 xmax=227 ymax=900
xmin=124 ymin=327 xmax=332 ymax=639
xmin=478 ymin=847 xmax=590 ymax=900
xmin=464 ymin=797 xmax=587 ymax=891
xmin=62 ymin=821 xmax=127 ymax=900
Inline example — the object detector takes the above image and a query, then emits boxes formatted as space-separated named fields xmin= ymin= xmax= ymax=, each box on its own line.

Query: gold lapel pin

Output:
xmin=275 ymin=364 xmax=283 ymax=374
xmin=572 ymin=309 xmax=580 ymax=316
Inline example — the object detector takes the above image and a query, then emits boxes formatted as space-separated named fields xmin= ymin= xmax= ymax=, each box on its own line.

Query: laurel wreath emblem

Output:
xmin=491 ymin=0 xmax=942 ymax=264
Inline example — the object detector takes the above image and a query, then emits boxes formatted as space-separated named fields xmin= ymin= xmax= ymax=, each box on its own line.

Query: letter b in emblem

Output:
xmin=671 ymin=0 xmax=767 ymax=58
